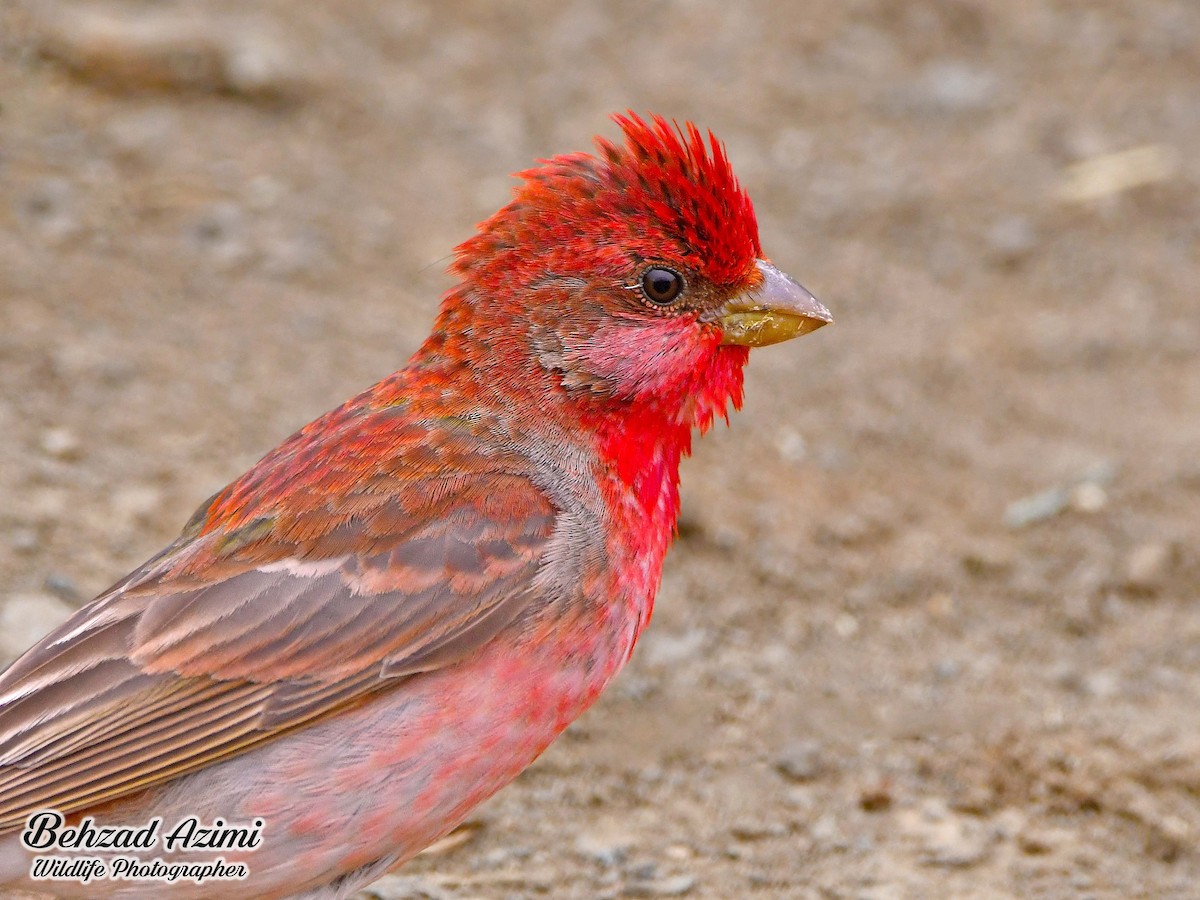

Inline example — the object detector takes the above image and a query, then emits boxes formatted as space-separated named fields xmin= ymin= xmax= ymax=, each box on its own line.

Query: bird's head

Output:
xmin=441 ymin=113 xmax=830 ymax=437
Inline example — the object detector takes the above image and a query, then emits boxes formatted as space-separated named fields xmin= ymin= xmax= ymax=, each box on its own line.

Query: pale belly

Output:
xmin=0 ymin=616 xmax=638 ymax=900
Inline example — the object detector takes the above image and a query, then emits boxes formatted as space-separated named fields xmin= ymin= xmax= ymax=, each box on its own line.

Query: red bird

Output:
xmin=0 ymin=113 xmax=830 ymax=898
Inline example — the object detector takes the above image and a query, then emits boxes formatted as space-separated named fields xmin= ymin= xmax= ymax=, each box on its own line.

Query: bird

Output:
xmin=0 ymin=112 xmax=831 ymax=898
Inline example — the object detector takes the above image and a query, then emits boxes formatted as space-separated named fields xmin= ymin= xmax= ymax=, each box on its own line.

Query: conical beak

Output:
xmin=713 ymin=260 xmax=832 ymax=347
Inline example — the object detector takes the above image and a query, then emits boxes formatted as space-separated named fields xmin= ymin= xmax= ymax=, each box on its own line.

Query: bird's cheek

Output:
xmin=563 ymin=321 xmax=716 ymax=400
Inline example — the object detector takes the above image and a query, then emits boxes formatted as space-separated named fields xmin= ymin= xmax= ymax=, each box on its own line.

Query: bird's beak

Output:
xmin=713 ymin=260 xmax=832 ymax=347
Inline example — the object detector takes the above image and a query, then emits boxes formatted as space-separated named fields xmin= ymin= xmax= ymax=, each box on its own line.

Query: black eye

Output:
xmin=640 ymin=267 xmax=684 ymax=306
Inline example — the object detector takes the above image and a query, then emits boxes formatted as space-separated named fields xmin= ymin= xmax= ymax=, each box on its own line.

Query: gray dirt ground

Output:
xmin=1 ymin=1 xmax=1198 ymax=898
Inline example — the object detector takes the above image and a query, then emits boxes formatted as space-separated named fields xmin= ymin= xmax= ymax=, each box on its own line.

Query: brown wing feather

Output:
xmin=0 ymin=474 xmax=556 ymax=834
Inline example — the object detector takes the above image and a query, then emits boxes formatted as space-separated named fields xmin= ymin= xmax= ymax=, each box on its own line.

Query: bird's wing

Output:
xmin=0 ymin=461 xmax=560 ymax=833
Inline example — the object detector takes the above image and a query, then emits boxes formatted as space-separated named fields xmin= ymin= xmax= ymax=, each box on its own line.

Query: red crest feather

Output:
xmin=455 ymin=113 xmax=761 ymax=291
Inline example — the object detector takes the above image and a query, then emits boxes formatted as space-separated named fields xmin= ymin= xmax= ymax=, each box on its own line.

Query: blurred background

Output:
xmin=1 ymin=1 xmax=1197 ymax=897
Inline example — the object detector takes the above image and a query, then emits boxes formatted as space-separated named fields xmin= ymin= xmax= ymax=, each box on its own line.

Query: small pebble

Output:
xmin=899 ymin=803 xmax=991 ymax=867
xmin=933 ymin=658 xmax=961 ymax=681
xmin=774 ymin=740 xmax=826 ymax=783
xmin=105 ymin=107 xmax=177 ymax=163
xmin=9 ymin=528 xmax=40 ymax=554
xmin=623 ymin=874 xmax=696 ymax=897
xmin=1017 ymin=826 xmax=1072 ymax=856
xmin=859 ymin=782 xmax=893 ymax=812
xmin=986 ymin=215 xmax=1038 ymax=265
xmin=44 ymin=573 xmax=81 ymax=601
xmin=961 ymin=542 xmax=1015 ymax=576
xmin=627 ymin=862 xmax=657 ymax=881
xmin=246 ymin=174 xmax=288 ymax=210
xmin=1004 ymin=486 xmax=1069 ymax=528
xmin=1124 ymin=542 xmax=1174 ymax=592
xmin=40 ymin=427 xmax=81 ymax=460
xmin=833 ymin=613 xmax=859 ymax=639
xmin=906 ymin=61 xmax=999 ymax=115
xmin=775 ymin=427 xmax=807 ymax=463
xmin=730 ymin=820 xmax=786 ymax=841
xmin=17 ymin=177 xmax=80 ymax=244
xmin=186 ymin=202 xmax=251 ymax=269
xmin=809 ymin=814 xmax=842 ymax=846
xmin=1070 ymin=482 xmax=1108 ymax=513
xmin=1082 ymin=669 xmax=1120 ymax=698
xmin=575 ymin=828 xmax=632 ymax=867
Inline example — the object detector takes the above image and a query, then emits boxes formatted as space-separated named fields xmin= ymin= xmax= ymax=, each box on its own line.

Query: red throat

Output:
xmin=590 ymin=342 xmax=749 ymax=519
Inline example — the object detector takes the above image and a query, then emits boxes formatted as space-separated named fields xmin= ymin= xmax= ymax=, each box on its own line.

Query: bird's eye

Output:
xmin=640 ymin=267 xmax=684 ymax=306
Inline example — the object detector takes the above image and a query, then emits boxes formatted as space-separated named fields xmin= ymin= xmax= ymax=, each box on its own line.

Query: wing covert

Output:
xmin=0 ymin=471 xmax=557 ymax=833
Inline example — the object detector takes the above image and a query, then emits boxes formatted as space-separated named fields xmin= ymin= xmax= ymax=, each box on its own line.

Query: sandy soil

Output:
xmin=1 ymin=1 xmax=1198 ymax=897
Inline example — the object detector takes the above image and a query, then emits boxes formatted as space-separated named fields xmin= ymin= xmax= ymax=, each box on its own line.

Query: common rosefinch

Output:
xmin=0 ymin=113 xmax=830 ymax=898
